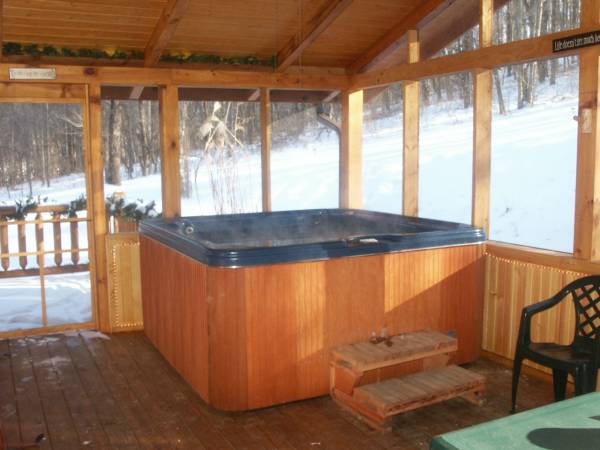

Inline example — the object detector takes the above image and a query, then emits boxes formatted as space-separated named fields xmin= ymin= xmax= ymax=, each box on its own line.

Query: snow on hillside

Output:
xmin=0 ymin=67 xmax=579 ymax=332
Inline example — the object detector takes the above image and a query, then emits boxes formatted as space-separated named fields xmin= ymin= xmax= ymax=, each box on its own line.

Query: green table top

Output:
xmin=430 ymin=392 xmax=600 ymax=450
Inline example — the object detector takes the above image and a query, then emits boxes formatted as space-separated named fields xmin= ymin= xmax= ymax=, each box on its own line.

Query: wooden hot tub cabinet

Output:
xmin=140 ymin=236 xmax=484 ymax=411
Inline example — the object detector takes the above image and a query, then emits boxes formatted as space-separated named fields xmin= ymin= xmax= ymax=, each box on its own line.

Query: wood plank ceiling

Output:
xmin=0 ymin=0 xmax=474 ymax=73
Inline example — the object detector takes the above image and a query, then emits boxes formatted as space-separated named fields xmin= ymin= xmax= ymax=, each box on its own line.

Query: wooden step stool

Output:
xmin=330 ymin=330 xmax=485 ymax=431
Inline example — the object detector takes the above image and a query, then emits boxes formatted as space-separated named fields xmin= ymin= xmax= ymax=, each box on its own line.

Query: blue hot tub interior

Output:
xmin=140 ymin=209 xmax=485 ymax=267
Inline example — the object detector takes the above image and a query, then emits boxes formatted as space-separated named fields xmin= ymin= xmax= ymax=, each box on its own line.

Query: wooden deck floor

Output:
xmin=1 ymin=331 xmax=554 ymax=450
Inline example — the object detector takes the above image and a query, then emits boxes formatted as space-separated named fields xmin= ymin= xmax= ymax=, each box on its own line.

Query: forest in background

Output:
xmin=0 ymin=0 xmax=581 ymax=201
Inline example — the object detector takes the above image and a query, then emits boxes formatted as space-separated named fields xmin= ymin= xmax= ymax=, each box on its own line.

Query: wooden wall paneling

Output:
xmin=159 ymin=84 xmax=181 ymax=217
xmin=482 ymin=254 xmax=585 ymax=375
xmin=85 ymin=84 xmax=110 ymax=331
xmin=206 ymin=266 xmax=248 ymax=410
xmin=140 ymin=237 xmax=484 ymax=411
xmin=403 ymin=30 xmax=419 ymax=217
xmin=243 ymin=262 xmax=327 ymax=407
xmin=260 ymin=87 xmax=272 ymax=212
xmin=340 ymin=89 xmax=363 ymax=208
xmin=139 ymin=236 xmax=209 ymax=400
xmin=325 ymin=253 xmax=386 ymax=346
xmin=106 ymin=233 xmax=143 ymax=332
xmin=487 ymin=241 xmax=600 ymax=273
xmin=293 ymin=263 xmax=328 ymax=398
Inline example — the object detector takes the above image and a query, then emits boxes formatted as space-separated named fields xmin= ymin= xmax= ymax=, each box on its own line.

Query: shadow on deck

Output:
xmin=0 ymin=331 xmax=554 ymax=450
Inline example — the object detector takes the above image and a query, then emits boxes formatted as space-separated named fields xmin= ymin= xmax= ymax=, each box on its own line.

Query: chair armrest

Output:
xmin=523 ymin=296 xmax=562 ymax=316
xmin=518 ymin=296 xmax=563 ymax=346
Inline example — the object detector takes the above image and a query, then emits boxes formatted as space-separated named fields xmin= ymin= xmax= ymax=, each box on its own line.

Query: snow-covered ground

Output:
xmin=0 ymin=272 xmax=91 ymax=330
xmin=0 ymin=65 xmax=579 ymax=332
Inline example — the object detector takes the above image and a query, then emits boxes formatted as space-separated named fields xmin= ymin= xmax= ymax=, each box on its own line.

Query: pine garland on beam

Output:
xmin=2 ymin=42 xmax=276 ymax=67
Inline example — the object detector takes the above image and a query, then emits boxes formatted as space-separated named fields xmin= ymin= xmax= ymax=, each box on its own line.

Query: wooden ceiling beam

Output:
xmin=276 ymin=0 xmax=354 ymax=72
xmin=419 ymin=0 xmax=509 ymax=60
xmin=0 ymin=62 xmax=351 ymax=91
xmin=352 ymin=24 xmax=591 ymax=90
xmin=144 ymin=0 xmax=190 ymax=67
xmin=349 ymin=0 xmax=449 ymax=74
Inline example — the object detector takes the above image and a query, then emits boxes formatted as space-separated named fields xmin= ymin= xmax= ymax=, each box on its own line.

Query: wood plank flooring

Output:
xmin=0 ymin=331 xmax=554 ymax=450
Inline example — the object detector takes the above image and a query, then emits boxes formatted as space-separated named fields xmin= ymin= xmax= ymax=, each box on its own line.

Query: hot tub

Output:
xmin=139 ymin=209 xmax=486 ymax=411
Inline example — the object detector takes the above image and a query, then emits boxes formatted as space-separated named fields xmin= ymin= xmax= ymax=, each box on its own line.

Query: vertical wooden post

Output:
xmin=403 ymin=29 xmax=420 ymax=217
xmin=159 ymin=85 xmax=182 ymax=218
xmin=472 ymin=0 xmax=493 ymax=235
xmin=479 ymin=0 xmax=493 ymax=48
xmin=0 ymin=0 xmax=3 ymax=62
xmin=574 ymin=0 xmax=600 ymax=259
xmin=260 ymin=88 xmax=272 ymax=212
xmin=86 ymin=84 xmax=110 ymax=331
xmin=340 ymin=89 xmax=363 ymax=209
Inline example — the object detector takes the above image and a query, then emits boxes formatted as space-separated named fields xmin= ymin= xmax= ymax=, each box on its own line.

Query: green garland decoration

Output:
xmin=105 ymin=193 xmax=161 ymax=222
xmin=3 ymin=196 xmax=47 ymax=220
xmin=160 ymin=53 xmax=276 ymax=67
xmin=66 ymin=194 xmax=87 ymax=217
xmin=3 ymin=42 xmax=144 ymax=61
xmin=3 ymin=42 xmax=276 ymax=67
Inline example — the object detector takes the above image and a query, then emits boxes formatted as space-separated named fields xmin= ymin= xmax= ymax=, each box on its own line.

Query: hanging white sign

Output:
xmin=8 ymin=68 xmax=57 ymax=80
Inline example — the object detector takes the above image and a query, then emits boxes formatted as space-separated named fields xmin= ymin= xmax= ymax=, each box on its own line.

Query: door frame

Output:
xmin=0 ymin=82 xmax=106 ymax=336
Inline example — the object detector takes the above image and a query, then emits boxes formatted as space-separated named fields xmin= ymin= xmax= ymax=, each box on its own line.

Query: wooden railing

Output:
xmin=0 ymin=204 xmax=90 ymax=278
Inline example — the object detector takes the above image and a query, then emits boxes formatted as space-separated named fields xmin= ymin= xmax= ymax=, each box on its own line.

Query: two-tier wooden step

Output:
xmin=330 ymin=330 xmax=485 ymax=431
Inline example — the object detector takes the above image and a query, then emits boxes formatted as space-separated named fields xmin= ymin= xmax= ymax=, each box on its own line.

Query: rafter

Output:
xmin=349 ymin=0 xmax=448 ymax=74
xmin=144 ymin=0 xmax=190 ymax=67
xmin=419 ymin=0 xmax=509 ymax=60
xmin=276 ymin=0 xmax=353 ymax=72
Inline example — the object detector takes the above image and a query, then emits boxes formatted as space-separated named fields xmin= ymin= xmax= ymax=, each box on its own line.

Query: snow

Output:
xmin=0 ymin=64 xmax=580 ymax=332
xmin=0 ymin=272 xmax=91 ymax=331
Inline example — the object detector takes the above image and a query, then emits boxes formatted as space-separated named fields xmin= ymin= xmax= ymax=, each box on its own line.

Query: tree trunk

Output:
xmin=494 ymin=71 xmax=507 ymax=115
xmin=106 ymin=100 xmax=123 ymax=185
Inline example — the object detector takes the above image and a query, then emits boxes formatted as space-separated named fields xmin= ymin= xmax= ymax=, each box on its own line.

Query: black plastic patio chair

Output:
xmin=511 ymin=275 xmax=600 ymax=413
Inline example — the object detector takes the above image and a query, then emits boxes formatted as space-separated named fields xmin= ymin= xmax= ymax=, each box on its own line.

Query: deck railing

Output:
xmin=0 ymin=204 xmax=90 ymax=279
